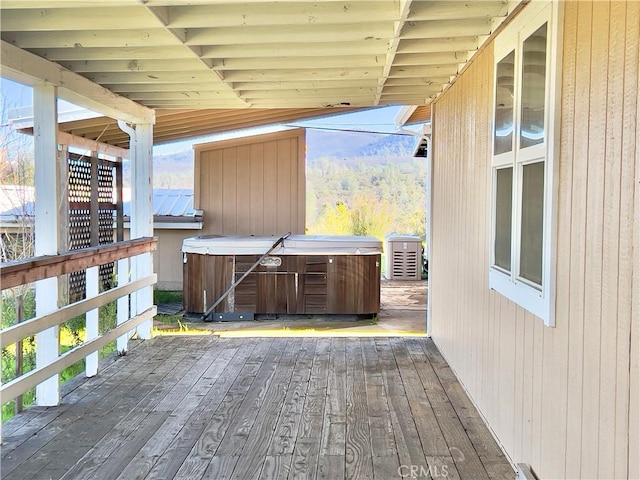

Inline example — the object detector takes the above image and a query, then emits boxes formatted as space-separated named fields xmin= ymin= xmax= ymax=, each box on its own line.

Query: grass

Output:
xmin=153 ymin=290 xmax=182 ymax=304
xmin=153 ymin=290 xmax=188 ymax=330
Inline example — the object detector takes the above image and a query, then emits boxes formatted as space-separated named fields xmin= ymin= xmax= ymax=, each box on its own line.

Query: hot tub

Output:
xmin=182 ymin=234 xmax=382 ymax=316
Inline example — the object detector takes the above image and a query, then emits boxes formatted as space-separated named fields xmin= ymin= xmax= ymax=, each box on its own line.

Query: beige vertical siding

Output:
xmin=153 ymin=230 xmax=196 ymax=290
xmin=124 ymin=228 xmax=195 ymax=291
xmin=430 ymin=1 xmax=639 ymax=478
xmin=194 ymin=129 xmax=306 ymax=236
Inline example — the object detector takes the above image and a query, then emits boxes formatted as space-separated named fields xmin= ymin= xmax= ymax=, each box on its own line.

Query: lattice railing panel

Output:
xmin=67 ymin=153 xmax=120 ymax=302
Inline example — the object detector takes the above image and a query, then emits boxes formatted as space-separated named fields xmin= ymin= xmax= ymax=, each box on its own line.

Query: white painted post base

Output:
xmin=116 ymin=258 xmax=130 ymax=354
xmin=35 ymin=278 xmax=60 ymax=406
xmin=135 ymin=252 xmax=153 ymax=340
xmin=85 ymin=266 xmax=99 ymax=377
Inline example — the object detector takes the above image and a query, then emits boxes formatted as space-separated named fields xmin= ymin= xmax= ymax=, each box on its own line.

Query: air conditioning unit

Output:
xmin=385 ymin=235 xmax=422 ymax=280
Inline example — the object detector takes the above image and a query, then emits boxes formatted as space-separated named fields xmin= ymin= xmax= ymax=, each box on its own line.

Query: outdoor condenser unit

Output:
xmin=385 ymin=234 xmax=422 ymax=280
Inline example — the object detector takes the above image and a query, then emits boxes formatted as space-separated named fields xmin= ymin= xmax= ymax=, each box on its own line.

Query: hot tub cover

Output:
xmin=182 ymin=234 xmax=382 ymax=255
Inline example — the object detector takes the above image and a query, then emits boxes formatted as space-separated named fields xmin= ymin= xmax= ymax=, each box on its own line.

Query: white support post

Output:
xmin=33 ymin=85 xmax=60 ymax=406
xmin=116 ymin=258 xmax=130 ymax=354
xmin=85 ymin=266 xmax=99 ymax=377
xmin=130 ymin=122 xmax=154 ymax=339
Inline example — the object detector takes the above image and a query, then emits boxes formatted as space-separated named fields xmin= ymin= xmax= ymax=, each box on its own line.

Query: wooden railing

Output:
xmin=0 ymin=238 xmax=157 ymax=406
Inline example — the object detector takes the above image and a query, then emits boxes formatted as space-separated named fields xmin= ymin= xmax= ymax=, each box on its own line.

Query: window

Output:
xmin=489 ymin=1 xmax=562 ymax=326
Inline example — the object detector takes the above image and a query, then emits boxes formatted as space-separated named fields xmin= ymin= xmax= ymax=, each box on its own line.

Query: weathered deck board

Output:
xmin=345 ymin=340 xmax=373 ymax=480
xmin=2 ymin=336 xmax=190 ymax=480
xmin=2 ymin=336 xmax=514 ymax=480
xmin=289 ymin=336 xmax=330 ymax=479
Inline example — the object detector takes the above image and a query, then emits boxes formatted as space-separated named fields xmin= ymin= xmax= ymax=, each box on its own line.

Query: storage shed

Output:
xmin=193 ymin=129 xmax=306 ymax=237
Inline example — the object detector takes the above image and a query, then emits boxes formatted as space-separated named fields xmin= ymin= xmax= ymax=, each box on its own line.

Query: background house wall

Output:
xmin=194 ymin=129 xmax=306 ymax=237
xmin=429 ymin=1 xmax=639 ymax=479
xmin=122 ymin=228 xmax=192 ymax=291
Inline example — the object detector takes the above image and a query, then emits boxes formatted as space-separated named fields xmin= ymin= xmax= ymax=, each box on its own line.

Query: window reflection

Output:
xmin=520 ymin=24 xmax=547 ymax=148
xmin=495 ymin=167 xmax=513 ymax=271
xmin=494 ymin=51 xmax=515 ymax=155
xmin=520 ymin=161 xmax=544 ymax=285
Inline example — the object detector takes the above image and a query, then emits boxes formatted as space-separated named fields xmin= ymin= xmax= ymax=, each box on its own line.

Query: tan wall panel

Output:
xmin=235 ymin=144 xmax=251 ymax=235
xmin=124 ymin=228 xmax=196 ymax=291
xmin=194 ymin=129 xmax=306 ymax=237
xmin=153 ymin=230 xmax=197 ymax=291
xmin=626 ymin=3 xmax=640 ymax=478
xmin=249 ymin=142 xmax=265 ymax=234
xmin=429 ymin=1 xmax=638 ymax=478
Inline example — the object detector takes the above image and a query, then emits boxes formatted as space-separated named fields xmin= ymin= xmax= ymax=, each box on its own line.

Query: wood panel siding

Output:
xmin=183 ymin=253 xmax=380 ymax=315
xmin=194 ymin=129 xmax=306 ymax=237
xmin=429 ymin=1 xmax=639 ymax=478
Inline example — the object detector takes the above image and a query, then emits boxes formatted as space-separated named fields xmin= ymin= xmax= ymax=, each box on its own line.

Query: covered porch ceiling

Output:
xmin=1 ymin=1 xmax=517 ymax=146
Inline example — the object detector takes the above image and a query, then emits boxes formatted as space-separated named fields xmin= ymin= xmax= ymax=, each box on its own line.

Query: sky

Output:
xmin=1 ymin=78 xmax=421 ymax=155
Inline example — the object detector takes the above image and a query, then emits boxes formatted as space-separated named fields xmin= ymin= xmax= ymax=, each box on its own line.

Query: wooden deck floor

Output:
xmin=2 ymin=336 xmax=514 ymax=480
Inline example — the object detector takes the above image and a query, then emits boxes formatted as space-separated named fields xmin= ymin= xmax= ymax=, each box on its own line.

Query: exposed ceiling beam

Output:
xmin=82 ymin=71 xmax=226 ymax=84
xmin=57 ymin=132 xmax=130 ymax=159
xmin=0 ymin=7 xmax=159 ymax=30
xmin=1 ymin=40 xmax=154 ymax=124
xmin=375 ymin=0 xmax=412 ymax=105
xmin=393 ymin=52 xmax=469 ymax=66
xmin=166 ymin=2 xmax=399 ymax=28
xmin=58 ymin=59 xmax=208 ymax=73
xmin=1 ymin=0 xmax=356 ymax=6
xmin=1 ymin=29 xmax=178 ymax=49
xmin=396 ymin=37 xmax=480 ymax=54
xmin=28 ymin=46 xmax=195 ymax=61
xmin=238 ymin=88 xmax=377 ymax=100
xmin=122 ymin=91 xmax=251 ymax=102
xmin=388 ymin=64 xmax=459 ymax=78
xmin=381 ymin=85 xmax=444 ymax=96
xmin=230 ymin=79 xmax=381 ymax=91
xmin=409 ymin=1 xmax=508 ymax=21
xmin=401 ymin=18 xmax=493 ymax=39
xmin=185 ymin=22 xmax=393 ymax=45
xmin=222 ymin=67 xmax=383 ymax=83
xmin=383 ymin=76 xmax=451 ymax=87
xmin=142 ymin=4 xmax=246 ymax=106
xmin=210 ymin=55 xmax=385 ymax=71
xmin=104 ymin=82 xmax=240 ymax=93
xmin=239 ymin=99 xmax=379 ymax=108
xmin=201 ymin=40 xmax=389 ymax=58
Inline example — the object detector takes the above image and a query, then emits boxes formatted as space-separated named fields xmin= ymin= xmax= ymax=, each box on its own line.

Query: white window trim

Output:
xmin=489 ymin=0 xmax=563 ymax=327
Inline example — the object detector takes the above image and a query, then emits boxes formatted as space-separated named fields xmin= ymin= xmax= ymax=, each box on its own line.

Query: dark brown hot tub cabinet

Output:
xmin=182 ymin=235 xmax=382 ymax=316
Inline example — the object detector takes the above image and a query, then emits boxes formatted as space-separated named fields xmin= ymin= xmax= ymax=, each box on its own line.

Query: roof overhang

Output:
xmin=1 ymin=1 xmax=521 ymax=146
xmin=12 ymin=106 xmax=365 ymax=148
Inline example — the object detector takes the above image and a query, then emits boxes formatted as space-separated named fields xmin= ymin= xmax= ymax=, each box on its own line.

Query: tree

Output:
xmin=308 ymin=201 xmax=352 ymax=235
xmin=350 ymin=193 xmax=394 ymax=238
xmin=0 ymin=98 xmax=35 ymax=262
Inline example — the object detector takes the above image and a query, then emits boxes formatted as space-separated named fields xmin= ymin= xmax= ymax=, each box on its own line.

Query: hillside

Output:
xmin=305 ymin=129 xmax=416 ymax=162
xmin=144 ymin=128 xmax=426 ymax=239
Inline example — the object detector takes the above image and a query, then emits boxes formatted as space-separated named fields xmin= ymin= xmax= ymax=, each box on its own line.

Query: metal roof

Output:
xmin=123 ymin=188 xmax=196 ymax=218
xmin=0 ymin=186 xmax=195 ymax=221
